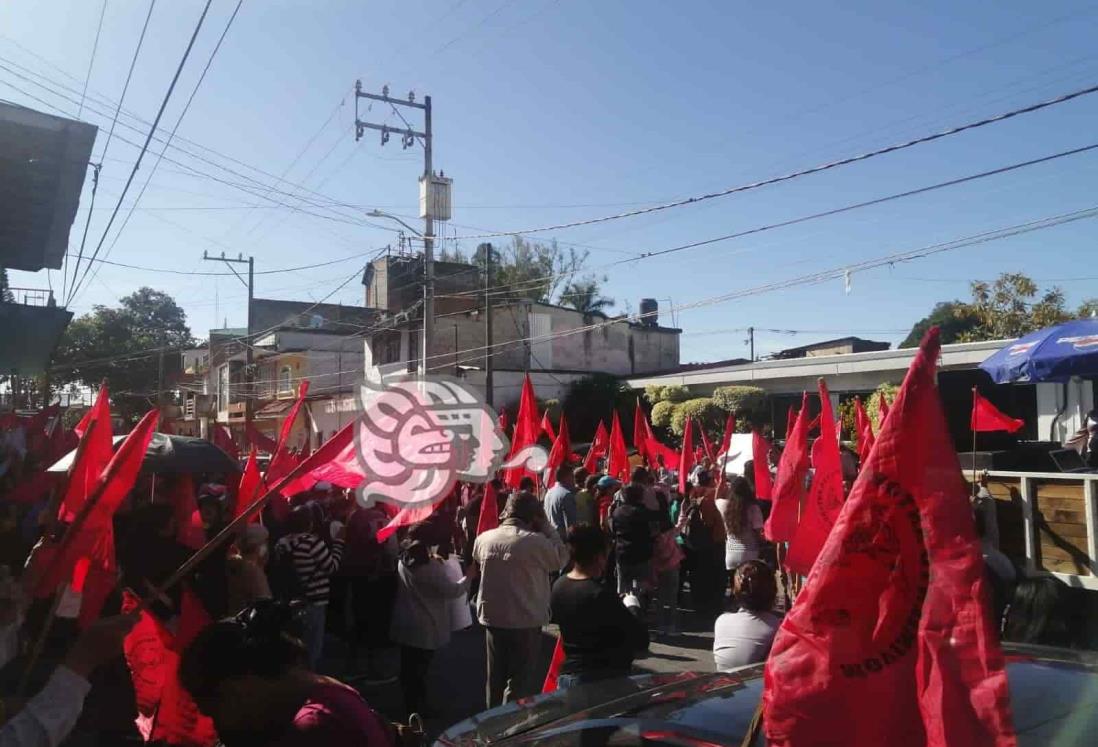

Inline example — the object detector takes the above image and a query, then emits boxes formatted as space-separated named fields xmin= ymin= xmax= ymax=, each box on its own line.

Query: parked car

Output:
xmin=435 ymin=644 xmax=1098 ymax=746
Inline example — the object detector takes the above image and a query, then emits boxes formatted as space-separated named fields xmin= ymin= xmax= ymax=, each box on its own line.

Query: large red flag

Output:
xmin=763 ymin=328 xmax=1016 ymax=747
xmin=266 ymin=380 xmax=310 ymax=484
xmin=855 ymin=396 xmax=875 ymax=464
xmin=244 ymin=422 xmax=278 ymax=454
xmin=211 ymin=424 xmax=239 ymax=460
xmin=234 ymin=448 xmax=265 ymax=522
xmin=278 ymin=420 xmax=358 ymax=498
xmin=971 ymin=390 xmax=1024 ymax=433
xmin=632 ymin=400 xmax=651 ymax=466
xmin=504 ymin=374 xmax=540 ymax=489
xmin=764 ymin=392 xmax=810 ymax=543
xmin=677 ymin=416 xmax=695 ymax=496
xmin=752 ymin=430 xmax=773 ymax=500
xmin=718 ymin=413 xmax=736 ymax=458
xmin=476 ymin=481 xmax=500 ymax=536
xmin=540 ymin=411 xmax=557 ymax=442
xmin=546 ymin=413 xmax=572 ymax=486
xmin=786 ymin=405 xmax=797 ymax=440
xmin=645 ymin=433 xmax=680 ymax=473
xmin=698 ymin=420 xmax=715 ymax=462
xmin=582 ymin=421 xmax=609 ymax=473
xmin=878 ymin=391 xmax=891 ymax=427
xmin=61 ymin=384 xmax=114 ymax=520
xmin=785 ymin=380 xmax=845 ymax=576
xmin=607 ymin=410 xmax=630 ymax=483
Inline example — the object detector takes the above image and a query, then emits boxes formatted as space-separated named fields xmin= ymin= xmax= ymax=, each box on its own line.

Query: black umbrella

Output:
xmin=48 ymin=433 xmax=240 ymax=475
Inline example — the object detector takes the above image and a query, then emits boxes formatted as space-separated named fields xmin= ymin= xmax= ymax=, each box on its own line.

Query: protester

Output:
xmin=1001 ymin=576 xmax=1074 ymax=647
xmin=227 ymin=523 xmax=272 ymax=616
xmin=550 ymin=524 xmax=649 ymax=688
xmin=274 ymin=505 xmax=346 ymax=670
xmin=575 ymin=472 xmax=598 ymax=526
xmin=542 ymin=465 xmax=578 ymax=536
xmin=180 ymin=601 xmax=396 ymax=746
xmin=678 ymin=471 xmax=726 ymax=616
xmin=389 ymin=535 xmax=477 ymax=718
xmin=713 ymin=560 xmax=780 ymax=671
xmin=340 ymin=502 xmax=398 ymax=682
xmin=651 ymin=504 xmax=684 ymax=636
xmin=594 ymin=475 xmax=620 ymax=530
xmin=0 ymin=614 xmax=136 ymax=747
xmin=715 ymin=475 xmax=765 ymax=573
xmin=609 ymin=484 xmax=658 ymax=599
xmin=472 ymin=492 xmax=569 ymax=708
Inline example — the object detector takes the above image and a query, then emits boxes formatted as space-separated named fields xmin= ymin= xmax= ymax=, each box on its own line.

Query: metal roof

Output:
xmin=0 ymin=102 xmax=97 ymax=272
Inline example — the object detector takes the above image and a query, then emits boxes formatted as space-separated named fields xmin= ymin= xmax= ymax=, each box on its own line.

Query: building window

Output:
xmin=373 ymin=331 xmax=401 ymax=366
xmin=278 ymin=365 xmax=293 ymax=394
xmin=217 ymin=364 xmax=230 ymax=412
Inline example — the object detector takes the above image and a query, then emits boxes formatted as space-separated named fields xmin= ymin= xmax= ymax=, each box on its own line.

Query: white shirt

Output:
xmin=713 ymin=610 xmax=781 ymax=672
xmin=0 ymin=667 xmax=91 ymax=747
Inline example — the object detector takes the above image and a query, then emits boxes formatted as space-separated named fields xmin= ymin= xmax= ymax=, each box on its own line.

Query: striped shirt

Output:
xmin=277 ymin=533 xmax=345 ymax=605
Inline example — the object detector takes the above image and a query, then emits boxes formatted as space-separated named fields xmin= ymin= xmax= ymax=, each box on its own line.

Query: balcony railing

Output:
xmin=5 ymin=287 xmax=55 ymax=307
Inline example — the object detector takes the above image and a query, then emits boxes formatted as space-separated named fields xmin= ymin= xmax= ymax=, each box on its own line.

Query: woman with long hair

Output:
xmin=715 ymin=476 xmax=765 ymax=574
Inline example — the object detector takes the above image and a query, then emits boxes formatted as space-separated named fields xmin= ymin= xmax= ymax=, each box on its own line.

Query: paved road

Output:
xmin=326 ymin=604 xmax=719 ymax=739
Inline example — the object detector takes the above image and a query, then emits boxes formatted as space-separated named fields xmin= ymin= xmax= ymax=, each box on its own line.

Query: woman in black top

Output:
xmin=550 ymin=524 xmax=649 ymax=688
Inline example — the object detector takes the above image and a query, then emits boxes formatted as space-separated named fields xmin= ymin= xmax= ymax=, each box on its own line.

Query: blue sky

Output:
xmin=3 ymin=0 xmax=1098 ymax=361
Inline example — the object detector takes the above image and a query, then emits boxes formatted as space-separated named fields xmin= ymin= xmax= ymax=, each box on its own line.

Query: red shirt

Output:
xmin=271 ymin=681 xmax=394 ymax=747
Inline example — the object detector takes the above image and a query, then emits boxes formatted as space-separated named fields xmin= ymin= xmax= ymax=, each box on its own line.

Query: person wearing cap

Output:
xmin=227 ymin=524 xmax=272 ymax=616
xmin=472 ymin=491 xmax=569 ymax=708
xmin=594 ymin=475 xmax=621 ymax=531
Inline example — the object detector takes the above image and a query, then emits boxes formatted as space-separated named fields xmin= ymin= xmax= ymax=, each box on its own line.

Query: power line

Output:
xmin=68 ymin=0 xmax=214 ymax=306
xmin=82 ymin=0 xmax=246 ymax=298
xmin=66 ymin=0 xmax=157 ymax=302
xmin=64 ymin=248 xmax=379 ymax=276
xmin=78 ymin=0 xmax=109 ymax=118
xmin=442 ymin=80 xmax=1098 ymax=241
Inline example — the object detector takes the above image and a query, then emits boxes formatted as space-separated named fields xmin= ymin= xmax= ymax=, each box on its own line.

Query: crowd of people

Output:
xmin=0 ymin=412 xmax=1091 ymax=747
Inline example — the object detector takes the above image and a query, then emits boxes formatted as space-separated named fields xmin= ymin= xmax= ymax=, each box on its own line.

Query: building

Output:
xmin=182 ymin=299 xmax=376 ymax=449
xmin=0 ymin=102 xmax=96 ymax=406
xmin=771 ymin=336 xmax=890 ymax=360
xmin=361 ymin=253 xmax=681 ymax=409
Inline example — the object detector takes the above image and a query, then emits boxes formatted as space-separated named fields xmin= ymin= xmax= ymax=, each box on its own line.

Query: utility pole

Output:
xmin=747 ymin=326 xmax=755 ymax=362
xmin=354 ymin=80 xmax=438 ymax=375
xmin=203 ymin=251 xmax=254 ymax=447
xmin=482 ymin=243 xmax=494 ymax=406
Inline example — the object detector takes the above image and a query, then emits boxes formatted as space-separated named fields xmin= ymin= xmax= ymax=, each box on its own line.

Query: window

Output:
xmin=373 ymin=331 xmax=402 ymax=365
xmin=278 ymin=365 xmax=294 ymax=394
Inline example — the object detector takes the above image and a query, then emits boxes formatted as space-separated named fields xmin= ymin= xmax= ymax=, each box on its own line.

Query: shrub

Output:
xmin=867 ymin=383 xmax=900 ymax=433
xmin=711 ymin=385 xmax=768 ymax=430
xmin=669 ymin=397 xmax=724 ymax=440
xmin=650 ymin=400 xmax=676 ymax=428
xmin=660 ymin=384 xmax=692 ymax=404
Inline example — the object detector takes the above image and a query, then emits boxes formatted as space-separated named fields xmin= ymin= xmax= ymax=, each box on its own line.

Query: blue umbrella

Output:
xmin=979 ymin=318 xmax=1098 ymax=383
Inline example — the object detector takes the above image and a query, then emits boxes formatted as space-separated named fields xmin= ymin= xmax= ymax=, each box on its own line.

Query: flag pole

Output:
xmin=971 ymin=387 xmax=978 ymax=499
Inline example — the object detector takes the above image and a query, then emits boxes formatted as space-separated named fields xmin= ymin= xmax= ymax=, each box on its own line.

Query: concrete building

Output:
xmin=771 ymin=336 xmax=890 ymax=359
xmin=361 ymin=253 xmax=681 ymax=410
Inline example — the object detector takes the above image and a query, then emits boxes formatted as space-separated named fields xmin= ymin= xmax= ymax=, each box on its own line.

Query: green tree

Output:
xmin=561 ymin=373 xmax=633 ymax=441
xmin=560 ymin=276 xmax=614 ymax=320
xmin=0 ymin=266 xmax=13 ymax=303
xmin=54 ymin=287 xmax=194 ymax=420
xmin=900 ymin=301 xmax=980 ymax=348
xmin=466 ymin=237 xmax=598 ymax=305
xmin=711 ymin=385 xmax=769 ymax=430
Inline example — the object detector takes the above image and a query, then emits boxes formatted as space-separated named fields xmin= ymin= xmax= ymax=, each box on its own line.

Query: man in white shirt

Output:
xmin=472 ymin=492 xmax=569 ymax=708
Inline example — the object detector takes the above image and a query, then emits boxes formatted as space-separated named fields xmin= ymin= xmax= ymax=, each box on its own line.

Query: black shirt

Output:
xmin=550 ymin=575 xmax=649 ymax=677
xmin=610 ymin=503 xmax=657 ymax=565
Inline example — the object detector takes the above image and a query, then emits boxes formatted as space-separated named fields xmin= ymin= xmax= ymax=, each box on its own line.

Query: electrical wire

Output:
xmin=68 ymin=0 xmax=214 ymax=307
xmin=65 ymin=0 xmax=157 ymax=303
xmin=82 ymin=0 xmax=246 ymax=300
xmin=441 ymin=81 xmax=1098 ymax=242
xmin=78 ymin=0 xmax=109 ymax=119
xmin=64 ymin=248 xmax=381 ymax=276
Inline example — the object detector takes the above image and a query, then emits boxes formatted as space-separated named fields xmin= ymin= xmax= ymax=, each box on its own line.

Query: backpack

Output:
xmin=682 ymin=499 xmax=715 ymax=552
xmin=269 ymin=537 xmax=307 ymax=602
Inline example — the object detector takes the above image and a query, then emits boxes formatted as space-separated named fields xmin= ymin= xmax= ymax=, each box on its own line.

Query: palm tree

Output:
xmin=560 ymin=278 xmax=614 ymax=320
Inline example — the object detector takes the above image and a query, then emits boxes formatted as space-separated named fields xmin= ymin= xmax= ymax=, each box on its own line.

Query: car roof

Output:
xmin=435 ymin=645 xmax=1098 ymax=746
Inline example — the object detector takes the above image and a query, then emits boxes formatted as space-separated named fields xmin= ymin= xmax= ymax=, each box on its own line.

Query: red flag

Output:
xmin=718 ymin=413 xmax=736 ymax=458
xmin=542 ymin=636 xmax=567 ymax=693
xmin=244 ymin=422 xmax=278 ymax=454
xmin=540 ymin=411 xmax=557 ymax=442
xmin=697 ymin=421 xmax=715 ymax=463
xmin=278 ymin=420 xmax=358 ymax=498
xmin=122 ymin=591 xmax=218 ymax=747
xmin=582 ymin=421 xmax=609 ymax=473
xmin=170 ymin=475 xmax=204 ymax=550
xmin=752 ymin=431 xmax=773 ymax=500
xmin=376 ymin=501 xmax=440 ymax=543
xmin=61 ymin=384 xmax=114 ymax=520
xmin=971 ymin=390 xmax=1024 ymax=434
xmin=546 ymin=413 xmax=572 ymax=486
xmin=645 ymin=434 xmax=680 ymax=472
xmin=476 ymin=482 xmax=500 ymax=536
xmin=878 ymin=391 xmax=891 ymax=426
xmin=764 ymin=392 xmax=810 ymax=543
xmin=211 ymin=424 xmax=239 ymax=460
xmin=266 ymin=380 xmax=310 ymax=484
xmin=786 ymin=405 xmax=797 ymax=440
xmin=855 ymin=397 xmax=875 ymax=464
xmin=234 ymin=448 xmax=265 ymax=522
xmin=504 ymin=374 xmax=540 ymax=489
xmin=678 ymin=416 xmax=695 ymax=496
xmin=763 ymin=328 xmax=1016 ymax=747
xmin=497 ymin=409 xmax=509 ymax=433
xmin=632 ymin=400 xmax=651 ymax=465
xmin=608 ymin=411 xmax=630 ymax=483
xmin=785 ymin=380 xmax=845 ymax=577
